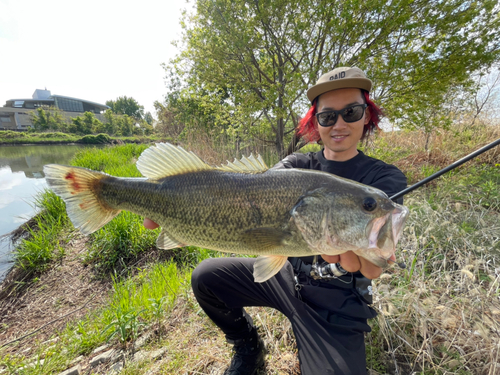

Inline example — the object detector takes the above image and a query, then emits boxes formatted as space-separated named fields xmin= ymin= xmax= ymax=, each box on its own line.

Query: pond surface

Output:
xmin=0 ymin=144 xmax=99 ymax=282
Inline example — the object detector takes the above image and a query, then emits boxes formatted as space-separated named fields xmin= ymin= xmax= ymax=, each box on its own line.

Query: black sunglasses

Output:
xmin=315 ymin=104 xmax=368 ymax=127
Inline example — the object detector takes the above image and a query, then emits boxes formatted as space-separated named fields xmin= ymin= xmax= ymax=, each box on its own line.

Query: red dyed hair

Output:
xmin=297 ymin=90 xmax=383 ymax=143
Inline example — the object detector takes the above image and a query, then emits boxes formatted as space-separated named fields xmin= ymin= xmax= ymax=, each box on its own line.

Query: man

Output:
xmin=144 ymin=66 xmax=407 ymax=374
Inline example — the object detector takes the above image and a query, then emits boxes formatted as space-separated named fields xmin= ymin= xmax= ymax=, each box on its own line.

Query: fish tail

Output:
xmin=43 ymin=164 xmax=121 ymax=234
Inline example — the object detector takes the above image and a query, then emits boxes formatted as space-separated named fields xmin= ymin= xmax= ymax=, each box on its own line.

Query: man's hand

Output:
xmin=321 ymin=252 xmax=382 ymax=280
xmin=143 ymin=218 xmax=159 ymax=230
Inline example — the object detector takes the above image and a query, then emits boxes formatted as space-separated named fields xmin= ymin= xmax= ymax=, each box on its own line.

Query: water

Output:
xmin=0 ymin=144 xmax=98 ymax=282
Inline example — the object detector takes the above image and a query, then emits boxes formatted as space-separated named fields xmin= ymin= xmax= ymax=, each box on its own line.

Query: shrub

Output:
xmin=78 ymin=133 xmax=112 ymax=144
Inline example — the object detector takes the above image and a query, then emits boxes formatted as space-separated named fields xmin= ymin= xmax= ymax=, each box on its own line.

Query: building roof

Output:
xmin=51 ymin=95 xmax=109 ymax=111
xmin=4 ymin=89 xmax=109 ymax=111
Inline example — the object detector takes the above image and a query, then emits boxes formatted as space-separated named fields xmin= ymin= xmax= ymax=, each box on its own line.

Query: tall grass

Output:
xmin=13 ymin=191 xmax=70 ymax=273
xmin=68 ymin=144 xmax=155 ymax=272
xmin=367 ymin=167 xmax=500 ymax=373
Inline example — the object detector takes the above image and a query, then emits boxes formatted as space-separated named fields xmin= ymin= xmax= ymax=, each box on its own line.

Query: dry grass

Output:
xmin=367 ymin=122 xmax=500 ymax=184
xmin=0 ymin=235 xmax=111 ymax=355
xmin=144 ymin=300 xmax=300 ymax=375
xmin=371 ymin=195 xmax=500 ymax=374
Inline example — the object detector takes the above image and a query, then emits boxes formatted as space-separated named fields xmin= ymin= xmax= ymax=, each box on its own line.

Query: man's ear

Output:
xmin=364 ymin=107 xmax=370 ymax=126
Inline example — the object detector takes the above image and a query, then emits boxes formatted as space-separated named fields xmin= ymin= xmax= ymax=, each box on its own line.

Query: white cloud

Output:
xmin=0 ymin=171 xmax=23 ymax=192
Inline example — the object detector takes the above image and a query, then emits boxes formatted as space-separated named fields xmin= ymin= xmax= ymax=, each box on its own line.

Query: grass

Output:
xmin=0 ymin=130 xmax=79 ymax=144
xmin=1 ymin=122 xmax=499 ymax=374
xmin=0 ymin=130 xmax=165 ymax=145
xmin=13 ymin=191 xmax=71 ymax=273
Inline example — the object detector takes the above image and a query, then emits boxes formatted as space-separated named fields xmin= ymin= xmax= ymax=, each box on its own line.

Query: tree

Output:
xmin=144 ymin=111 xmax=154 ymax=125
xmin=70 ymin=112 xmax=102 ymax=135
xmin=30 ymin=107 xmax=67 ymax=132
xmin=106 ymin=96 xmax=145 ymax=120
xmin=167 ymin=0 xmax=500 ymax=157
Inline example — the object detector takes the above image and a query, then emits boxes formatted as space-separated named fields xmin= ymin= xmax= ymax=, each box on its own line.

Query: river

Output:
xmin=0 ymin=144 xmax=99 ymax=282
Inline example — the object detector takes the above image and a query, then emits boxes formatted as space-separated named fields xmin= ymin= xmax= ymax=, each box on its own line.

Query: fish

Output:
xmin=43 ymin=142 xmax=409 ymax=282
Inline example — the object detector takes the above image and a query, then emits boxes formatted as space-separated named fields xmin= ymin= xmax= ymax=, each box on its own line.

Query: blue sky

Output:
xmin=0 ymin=0 xmax=188 ymax=115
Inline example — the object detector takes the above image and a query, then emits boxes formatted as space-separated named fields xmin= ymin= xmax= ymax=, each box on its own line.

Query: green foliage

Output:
xmin=102 ymin=305 xmax=145 ymax=344
xmin=14 ymin=191 xmax=70 ymax=273
xmin=71 ymin=143 xmax=148 ymax=172
xmin=77 ymin=133 xmax=112 ymax=144
xmin=102 ymin=109 xmax=153 ymax=136
xmin=0 ymin=130 xmax=27 ymax=139
xmin=106 ymin=96 xmax=145 ymax=120
xmin=85 ymin=211 xmax=159 ymax=272
xmin=69 ymin=112 xmax=103 ymax=135
xmin=144 ymin=111 xmax=154 ymax=125
xmin=167 ymin=0 xmax=500 ymax=156
xmin=30 ymin=107 xmax=68 ymax=132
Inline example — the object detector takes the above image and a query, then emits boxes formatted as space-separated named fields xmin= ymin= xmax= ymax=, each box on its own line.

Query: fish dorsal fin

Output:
xmin=216 ymin=154 xmax=268 ymax=173
xmin=136 ymin=143 xmax=213 ymax=179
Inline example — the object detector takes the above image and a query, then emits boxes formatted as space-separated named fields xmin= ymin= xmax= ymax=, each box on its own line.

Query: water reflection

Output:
xmin=0 ymin=144 xmax=88 ymax=178
xmin=0 ymin=144 xmax=100 ymax=281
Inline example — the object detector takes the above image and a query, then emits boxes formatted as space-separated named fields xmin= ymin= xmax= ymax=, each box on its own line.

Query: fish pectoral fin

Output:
xmin=241 ymin=228 xmax=291 ymax=251
xmin=253 ymin=256 xmax=288 ymax=283
xmin=157 ymin=230 xmax=184 ymax=249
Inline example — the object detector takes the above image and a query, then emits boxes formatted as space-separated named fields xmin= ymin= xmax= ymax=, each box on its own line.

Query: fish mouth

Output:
xmin=391 ymin=203 xmax=409 ymax=244
xmin=367 ymin=213 xmax=390 ymax=250
xmin=366 ymin=204 xmax=409 ymax=261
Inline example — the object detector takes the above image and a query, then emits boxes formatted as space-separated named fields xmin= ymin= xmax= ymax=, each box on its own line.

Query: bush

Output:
xmin=78 ymin=133 xmax=112 ymax=144
xmin=0 ymin=130 xmax=26 ymax=139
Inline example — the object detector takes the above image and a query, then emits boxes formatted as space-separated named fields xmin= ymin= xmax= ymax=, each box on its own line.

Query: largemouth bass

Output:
xmin=43 ymin=143 xmax=408 ymax=282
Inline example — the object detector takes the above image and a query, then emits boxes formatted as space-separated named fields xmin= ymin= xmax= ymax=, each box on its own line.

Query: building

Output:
xmin=0 ymin=89 xmax=109 ymax=130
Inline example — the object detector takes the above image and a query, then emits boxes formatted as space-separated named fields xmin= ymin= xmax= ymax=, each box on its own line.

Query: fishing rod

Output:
xmin=390 ymin=137 xmax=500 ymax=202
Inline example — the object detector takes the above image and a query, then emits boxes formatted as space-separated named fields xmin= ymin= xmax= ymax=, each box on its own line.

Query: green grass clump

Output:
xmin=71 ymin=143 xmax=148 ymax=173
xmin=0 ymin=130 xmax=27 ymax=139
xmin=70 ymin=144 xmax=155 ymax=271
xmin=14 ymin=191 xmax=70 ymax=273
xmin=77 ymin=133 xmax=112 ymax=144
xmin=62 ymin=260 xmax=192 ymax=355
xmin=85 ymin=211 xmax=160 ymax=271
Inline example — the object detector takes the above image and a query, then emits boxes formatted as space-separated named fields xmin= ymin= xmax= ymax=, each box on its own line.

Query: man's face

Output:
xmin=315 ymin=88 xmax=369 ymax=161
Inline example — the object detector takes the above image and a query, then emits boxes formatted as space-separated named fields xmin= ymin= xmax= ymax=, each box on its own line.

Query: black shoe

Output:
xmin=223 ymin=329 xmax=266 ymax=375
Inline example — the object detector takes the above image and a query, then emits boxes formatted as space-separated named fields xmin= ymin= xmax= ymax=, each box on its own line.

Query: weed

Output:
xmin=102 ymin=306 xmax=145 ymax=345
xmin=13 ymin=191 xmax=70 ymax=273
xmin=85 ymin=211 xmax=159 ymax=272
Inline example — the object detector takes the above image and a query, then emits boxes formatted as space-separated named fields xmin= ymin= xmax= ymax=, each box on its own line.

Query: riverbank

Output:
xmin=0 ymin=130 xmax=167 ymax=146
xmin=0 ymin=126 xmax=499 ymax=374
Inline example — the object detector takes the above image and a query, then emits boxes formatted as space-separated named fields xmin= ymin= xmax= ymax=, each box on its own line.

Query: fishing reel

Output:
xmin=309 ymin=255 xmax=348 ymax=280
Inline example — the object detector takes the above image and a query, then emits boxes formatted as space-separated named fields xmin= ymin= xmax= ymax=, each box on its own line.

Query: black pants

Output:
xmin=191 ymin=257 xmax=377 ymax=375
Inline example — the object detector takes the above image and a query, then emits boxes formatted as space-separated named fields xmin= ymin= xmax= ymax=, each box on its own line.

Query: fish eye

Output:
xmin=363 ymin=197 xmax=377 ymax=212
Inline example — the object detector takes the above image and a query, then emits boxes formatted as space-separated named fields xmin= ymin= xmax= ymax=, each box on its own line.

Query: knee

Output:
xmin=191 ymin=258 xmax=219 ymax=293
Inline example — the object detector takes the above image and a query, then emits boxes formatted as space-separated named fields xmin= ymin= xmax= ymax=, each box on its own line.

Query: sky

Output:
xmin=0 ymin=0 xmax=190 ymax=116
